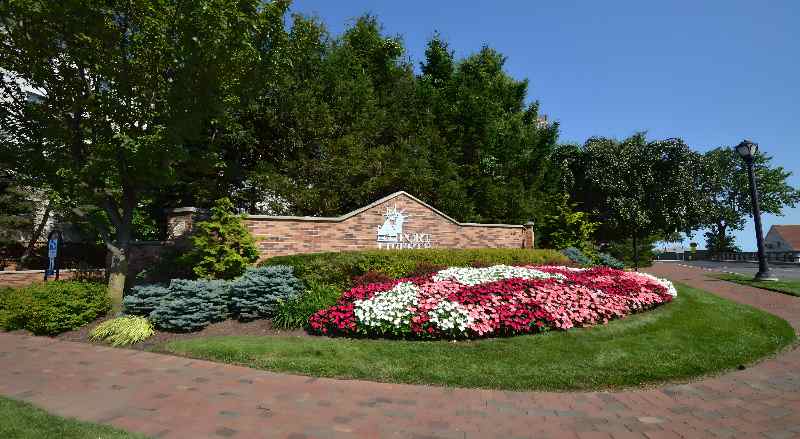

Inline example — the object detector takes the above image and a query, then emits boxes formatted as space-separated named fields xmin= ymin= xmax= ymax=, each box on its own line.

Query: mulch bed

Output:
xmin=54 ymin=317 xmax=310 ymax=351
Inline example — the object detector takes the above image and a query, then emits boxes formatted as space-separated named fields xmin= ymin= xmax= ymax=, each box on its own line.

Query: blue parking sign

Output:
xmin=48 ymin=239 xmax=58 ymax=258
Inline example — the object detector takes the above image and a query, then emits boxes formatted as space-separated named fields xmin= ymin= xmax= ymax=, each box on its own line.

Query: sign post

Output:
xmin=44 ymin=230 xmax=63 ymax=281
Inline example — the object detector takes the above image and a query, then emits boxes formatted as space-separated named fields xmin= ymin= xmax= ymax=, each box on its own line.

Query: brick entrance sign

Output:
xmin=168 ymin=191 xmax=534 ymax=259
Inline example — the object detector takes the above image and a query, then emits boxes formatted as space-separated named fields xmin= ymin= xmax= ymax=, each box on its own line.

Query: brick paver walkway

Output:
xmin=2 ymin=263 xmax=800 ymax=439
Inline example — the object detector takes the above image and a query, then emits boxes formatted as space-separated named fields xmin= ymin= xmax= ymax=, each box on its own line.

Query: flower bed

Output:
xmin=308 ymin=265 xmax=676 ymax=338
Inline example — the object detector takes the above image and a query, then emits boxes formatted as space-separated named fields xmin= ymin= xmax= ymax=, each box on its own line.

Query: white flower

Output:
xmin=428 ymin=300 xmax=473 ymax=333
xmin=432 ymin=265 xmax=564 ymax=286
xmin=354 ymin=282 xmax=419 ymax=329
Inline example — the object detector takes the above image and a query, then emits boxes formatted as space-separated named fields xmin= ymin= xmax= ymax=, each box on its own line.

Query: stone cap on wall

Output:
xmin=245 ymin=191 xmax=525 ymax=229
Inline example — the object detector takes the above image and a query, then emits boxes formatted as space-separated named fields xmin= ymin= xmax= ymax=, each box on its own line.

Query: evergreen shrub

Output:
xmin=180 ymin=198 xmax=259 ymax=280
xmin=596 ymin=252 xmax=625 ymax=269
xmin=561 ymin=247 xmax=593 ymax=266
xmin=123 ymin=284 xmax=170 ymax=316
xmin=229 ymin=266 xmax=303 ymax=320
xmin=149 ymin=279 xmax=230 ymax=332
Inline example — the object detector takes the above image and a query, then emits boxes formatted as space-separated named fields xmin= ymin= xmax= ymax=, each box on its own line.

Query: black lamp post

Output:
xmin=735 ymin=140 xmax=777 ymax=281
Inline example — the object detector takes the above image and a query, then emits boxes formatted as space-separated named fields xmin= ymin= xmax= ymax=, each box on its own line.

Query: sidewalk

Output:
xmin=1 ymin=263 xmax=799 ymax=439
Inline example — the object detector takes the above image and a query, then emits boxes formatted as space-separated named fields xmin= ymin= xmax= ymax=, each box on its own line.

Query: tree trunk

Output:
xmin=717 ymin=223 xmax=727 ymax=253
xmin=632 ymin=233 xmax=640 ymax=272
xmin=106 ymin=246 xmax=128 ymax=314
xmin=21 ymin=199 xmax=52 ymax=267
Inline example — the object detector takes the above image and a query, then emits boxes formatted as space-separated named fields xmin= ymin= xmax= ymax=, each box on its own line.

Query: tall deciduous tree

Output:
xmin=0 ymin=0 xmax=267 ymax=310
xmin=564 ymin=134 xmax=705 ymax=269
xmin=699 ymin=147 xmax=799 ymax=252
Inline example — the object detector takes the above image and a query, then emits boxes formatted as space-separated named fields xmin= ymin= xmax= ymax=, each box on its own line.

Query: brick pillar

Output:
xmin=165 ymin=207 xmax=204 ymax=240
xmin=524 ymin=221 xmax=535 ymax=249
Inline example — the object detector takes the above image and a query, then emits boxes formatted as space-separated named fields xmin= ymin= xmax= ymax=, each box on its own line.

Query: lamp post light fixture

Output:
xmin=735 ymin=140 xmax=777 ymax=281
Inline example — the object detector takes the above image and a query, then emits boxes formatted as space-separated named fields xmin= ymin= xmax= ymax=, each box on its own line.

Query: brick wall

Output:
xmin=0 ymin=269 xmax=105 ymax=288
xmin=236 ymin=192 xmax=532 ymax=259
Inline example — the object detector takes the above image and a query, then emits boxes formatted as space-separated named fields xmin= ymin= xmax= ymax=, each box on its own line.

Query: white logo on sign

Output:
xmin=377 ymin=205 xmax=407 ymax=243
xmin=376 ymin=204 xmax=433 ymax=249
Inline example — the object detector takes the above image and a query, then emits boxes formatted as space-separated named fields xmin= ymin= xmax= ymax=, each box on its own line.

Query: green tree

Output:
xmin=0 ymin=168 xmax=34 ymax=242
xmin=698 ymin=147 xmax=799 ymax=252
xmin=181 ymin=198 xmax=259 ymax=280
xmin=0 ymin=0 xmax=266 ymax=311
xmin=565 ymin=134 xmax=705 ymax=269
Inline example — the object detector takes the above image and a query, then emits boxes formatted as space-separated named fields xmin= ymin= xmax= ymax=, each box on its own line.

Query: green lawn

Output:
xmin=0 ymin=396 xmax=147 ymax=439
xmin=713 ymin=273 xmax=800 ymax=297
xmin=159 ymin=284 xmax=795 ymax=391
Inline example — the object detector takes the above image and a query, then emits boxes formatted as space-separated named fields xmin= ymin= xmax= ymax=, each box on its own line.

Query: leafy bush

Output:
xmin=561 ymin=247 xmax=592 ymax=266
xmin=149 ymin=279 xmax=230 ymax=332
xmin=537 ymin=195 xmax=599 ymax=252
xmin=273 ymin=281 xmax=342 ymax=329
xmin=180 ymin=198 xmax=259 ymax=280
xmin=89 ymin=316 xmax=155 ymax=346
xmin=122 ymin=284 xmax=171 ymax=317
xmin=595 ymin=252 xmax=625 ymax=269
xmin=261 ymin=249 xmax=568 ymax=288
xmin=229 ymin=266 xmax=303 ymax=321
xmin=0 ymin=281 xmax=110 ymax=335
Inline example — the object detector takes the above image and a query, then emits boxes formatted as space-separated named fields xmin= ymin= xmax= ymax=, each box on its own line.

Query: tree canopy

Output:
xmin=556 ymin=133 xmax=706 ymax=267
xmin=698 ymin=147 xmax=800 ymax=252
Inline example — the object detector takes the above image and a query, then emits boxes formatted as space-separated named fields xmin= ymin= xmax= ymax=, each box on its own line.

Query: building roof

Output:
xmin=770 ymin=225 xmax=800 ymax=250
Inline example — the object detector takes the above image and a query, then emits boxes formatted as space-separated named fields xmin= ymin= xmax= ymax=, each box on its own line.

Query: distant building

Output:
xmin=765 ymin=225 xmax=800 ymax=252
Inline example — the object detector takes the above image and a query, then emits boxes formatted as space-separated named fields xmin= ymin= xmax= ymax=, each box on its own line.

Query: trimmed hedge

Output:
xmin=260 ymin=248 xmax=569 ymax=288
xmin=229 ymin=266 xmax=303 ymax=321
xmin=0 ymin=281 xmax=110 ymax=335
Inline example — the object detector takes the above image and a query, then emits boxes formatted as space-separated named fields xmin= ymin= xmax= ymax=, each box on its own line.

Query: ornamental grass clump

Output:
xmin=309 ymin=265 xmax=676 ymax=339
xmin=229 ymin=265 xmax=303 ymax=320
xmin=89 ymin=316 xmax=155 ymax=346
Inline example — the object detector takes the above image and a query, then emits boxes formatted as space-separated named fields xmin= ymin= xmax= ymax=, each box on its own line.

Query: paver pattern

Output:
xmin=2 ymin=263 xmax=800 ymax=439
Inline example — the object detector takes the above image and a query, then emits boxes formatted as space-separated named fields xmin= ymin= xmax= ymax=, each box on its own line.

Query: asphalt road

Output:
xmin=661 ymin=260 xmax=800 ymax=280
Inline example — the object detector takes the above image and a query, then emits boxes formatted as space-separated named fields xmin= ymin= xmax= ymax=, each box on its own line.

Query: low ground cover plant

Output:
xmin=309 ymin=265 xmax=675 ymax=339
xmin=0 ymin=281 xmax=110 ymax=335
xmin=89 ymin=316 xmax=155 ymax=346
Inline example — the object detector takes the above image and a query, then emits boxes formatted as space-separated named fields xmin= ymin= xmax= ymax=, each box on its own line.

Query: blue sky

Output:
xmin=291 ymin=0 xmax=800 ymax=251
